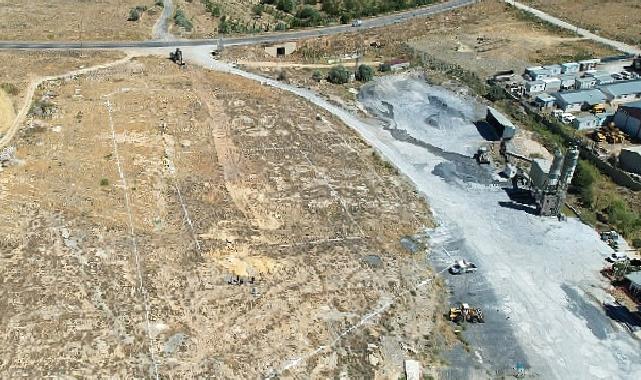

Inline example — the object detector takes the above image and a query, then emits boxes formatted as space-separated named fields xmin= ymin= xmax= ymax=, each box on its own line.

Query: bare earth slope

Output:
xmin=0 ymin=0 xmax=161 ymax=41
xmin=0 ymin=57 xmax=440 ymax=378
xmin=521 ymin=0 xmax=641 ymax=48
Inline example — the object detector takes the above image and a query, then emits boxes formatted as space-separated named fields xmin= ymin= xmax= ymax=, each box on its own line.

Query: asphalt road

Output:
xmin=0 ymin=0 xmax=477 ymax=50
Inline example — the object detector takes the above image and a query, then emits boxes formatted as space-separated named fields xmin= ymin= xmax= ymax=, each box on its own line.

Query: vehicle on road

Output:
xmin=352 ymin=20 xmax=363 ymax=27
xmin=450 ymin=303 xmax=485 ymax=323
xmin=449 ymin=260 xmax=478 ymax=274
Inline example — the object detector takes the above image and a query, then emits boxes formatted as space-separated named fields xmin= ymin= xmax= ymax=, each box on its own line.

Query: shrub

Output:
xmin=312 ymin=70 xmax=322 ymax=81
xmin=128 ymin=8 xmax=141 ymax=21
xmin=0 ymin=83 xmax=18 ymax=95
xmin=174 ymin=9 xmax=193 ymax=31
xmin=572 ymin=160 xmax=598 ymax=207
xmin=100 ymin=178 xmax=109 ymax=186
xmin=327 ymin=65 xmax=350 ymax=84
xmin=277 ymin=69 xmax=288 ymax=82
xmin=296 ymin=6 xmax=319 ymax=19
xmin=356 ymin=64 xmax=374 ymax=82
xmin=607 ymin=199 xmax=641 ymax=238
xmin=276 ymin=0 xmax=294 ymax=13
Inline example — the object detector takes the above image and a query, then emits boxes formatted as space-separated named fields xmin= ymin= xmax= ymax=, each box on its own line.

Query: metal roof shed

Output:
xmin=486 ymin=106 xmax=517 ymax=139
xmin=600 ymin=80 xmax=641 ymax=98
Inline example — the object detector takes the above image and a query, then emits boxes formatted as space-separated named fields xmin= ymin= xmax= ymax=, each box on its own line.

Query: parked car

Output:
xmin=561 ymin=113 xmax=576 ymax=124
xmin=607 ymin=252 xmax=629 ymax=263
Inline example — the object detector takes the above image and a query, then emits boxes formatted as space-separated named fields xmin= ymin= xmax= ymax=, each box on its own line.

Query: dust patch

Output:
xmin=0 ymin=89 xmax=16 ymax=135
xmin=207 ymin=244 xmax=280 ymax=277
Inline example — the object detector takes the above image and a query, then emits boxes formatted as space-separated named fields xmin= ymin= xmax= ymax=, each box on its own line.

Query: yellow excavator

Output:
xmin=450 ymin=303 xmax=485 ymax=323
xmin=591 ymin=104 xmax=606 ymax=114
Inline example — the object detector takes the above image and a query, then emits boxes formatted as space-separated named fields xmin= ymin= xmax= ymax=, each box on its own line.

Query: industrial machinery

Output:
xmin=591 ymin=104 xmax=606 ymax=114
xmin=449 ymin=260 xmax=478 ymax=274
xmin=169 ymin=48 xmax=185 ymax=66
xmin=449 ymin=303 xmax=485 ymax=323
xmin=529 ymin=146 xmax=579 ymax=216
xmin=593 ymin=123 xmax=626 ymax=144
xmin=474 ymin=146 xmax=491 ymax=165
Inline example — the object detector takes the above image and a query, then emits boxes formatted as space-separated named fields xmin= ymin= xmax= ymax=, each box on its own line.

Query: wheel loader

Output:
xmin=449 ymin=303 xmax=485 ymax=323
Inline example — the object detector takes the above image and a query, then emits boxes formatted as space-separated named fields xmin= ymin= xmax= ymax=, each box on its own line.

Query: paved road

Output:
xmin=0 ymin=0 xmax=477 ymax=50
xmin=504 ymin=0 xmax=641 ymax=56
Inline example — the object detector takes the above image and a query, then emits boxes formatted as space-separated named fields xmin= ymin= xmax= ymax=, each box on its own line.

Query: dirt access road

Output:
xmin=504 ymin=0 xmax=641 ymax=55
xmin=152 ymin=0 xmax=175 ymax=40
xmin=0 ymin=55 xmax=133 ymax=150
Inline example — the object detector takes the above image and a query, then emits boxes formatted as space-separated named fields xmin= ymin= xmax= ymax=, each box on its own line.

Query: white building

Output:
xmin=543 ymin=64 xmax=562 ymax=76
xmin=535 ymin=93 xmax=556 ymax=109
xmin=559 ymin=74 xmax=577 ymax=90
xmin=561 ymin=62 xmax=580 ymax=74
xmin=572 ymin=115 xmax=599 ymax=130
xmin=542 ymin=77 xmax=561 ymax=92
xmin=575 ymin=76 xmax=596 ymax=89
xmin=526 ymin=80 xmax=546 ymax=94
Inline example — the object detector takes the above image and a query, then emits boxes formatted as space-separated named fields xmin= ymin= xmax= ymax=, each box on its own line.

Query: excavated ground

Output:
xmin=0 ymin=57 xmax=443 ymax=378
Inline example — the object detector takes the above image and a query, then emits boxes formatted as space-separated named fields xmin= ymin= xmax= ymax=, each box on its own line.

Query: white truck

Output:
xmin=449 ymin=260 xmax=478 ymax=274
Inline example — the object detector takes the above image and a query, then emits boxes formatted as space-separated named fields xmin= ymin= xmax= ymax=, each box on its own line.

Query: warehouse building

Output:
xmin=619 ymin=147 xmax=641 ymax=174
xmin=554 ymin=89 xmax=607 ymax=112
xmin=486 ymin=106 xmax=517 ymax=140
xmin=613 ymin=100 xmax=641 ymax=140
xmin=600 ymin=80 xmax=641 ymax=106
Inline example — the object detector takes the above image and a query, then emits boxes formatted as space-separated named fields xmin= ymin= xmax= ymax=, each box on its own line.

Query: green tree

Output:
xmin=607 ymin=199 xmax=641 ymax=237
xmin=128 ymin=8 xmax=141 ymax=21
xmin=572 ymin=160 xmax=597 ymax=207
xmin=356 ymin=64 xmax=374 ymax=82
xmin=276 ymin=0 xmax=295 ymax=13
xmin=327 ymin=65 xmax=350 ymax=84
xmin=312 ymin=70 xmax=322 ymax=81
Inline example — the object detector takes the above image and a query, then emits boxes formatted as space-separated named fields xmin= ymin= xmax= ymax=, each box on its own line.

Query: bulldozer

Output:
xmin=449 ymin=303 xmax=485 ymax=323
xmin=593 ymin=123 xmax=627 ymax=144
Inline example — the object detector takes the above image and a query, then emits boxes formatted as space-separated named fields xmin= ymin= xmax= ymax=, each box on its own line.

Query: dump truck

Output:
xmin=450 ymin=303 xmax=485 ymax=323
xmin=449 ymin=260 xmax=478 ymax=274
